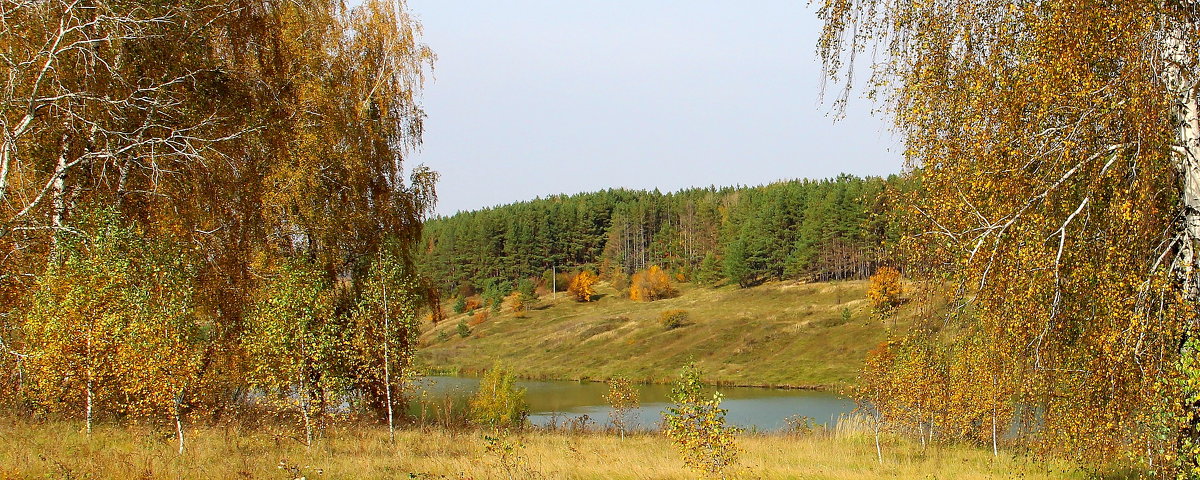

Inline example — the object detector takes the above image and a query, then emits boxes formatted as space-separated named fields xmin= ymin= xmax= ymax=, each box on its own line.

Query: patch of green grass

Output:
xmin=417 ymin=279 xmax=942 ymax=388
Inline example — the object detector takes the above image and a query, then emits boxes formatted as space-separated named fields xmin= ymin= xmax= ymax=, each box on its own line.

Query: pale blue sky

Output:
xmin=401 ymin=1 xmax=901 ymax=215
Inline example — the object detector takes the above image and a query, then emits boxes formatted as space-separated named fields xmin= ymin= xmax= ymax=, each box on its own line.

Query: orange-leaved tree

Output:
xmin=568 ymin=270 xmax=598 ymax=302
xmin=504 ymin=291 xmax=528 ymax=317
xmin=866 ymin=266 xmax=903 ymax=318
xmin=630 ymin=265 xmax=677 ymax=302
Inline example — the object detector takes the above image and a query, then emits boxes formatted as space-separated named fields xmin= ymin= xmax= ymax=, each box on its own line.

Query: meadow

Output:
xmin=0 ymin=415 xmax=1102 ymax=480
xmin=417 ymin=279 xmax=941 ymax=389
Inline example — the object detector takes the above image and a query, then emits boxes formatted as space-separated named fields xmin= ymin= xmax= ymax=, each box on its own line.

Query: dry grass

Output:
xmin=0 ymin=416 xmax=1095 ymax=479
xmin=418 ymin=279 xmax=944 ymax=388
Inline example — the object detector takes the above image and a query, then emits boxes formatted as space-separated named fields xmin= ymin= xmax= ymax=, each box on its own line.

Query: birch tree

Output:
xmin=350 ymin=250 xmax=422 ymax=441
xmin=0 ymin=0 xmax=437 ymax=422
xmin=22 ymin=208 xmax=202 ymax=445
xmin=242 ymin=259 xmax=337 ymax=447
xmin=818 ymin=0 xmax=1200 ymax=474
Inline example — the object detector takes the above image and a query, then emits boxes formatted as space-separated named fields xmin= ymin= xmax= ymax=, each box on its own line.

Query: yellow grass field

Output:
xmin=0 ymin=416 xmax=1102 ymax=480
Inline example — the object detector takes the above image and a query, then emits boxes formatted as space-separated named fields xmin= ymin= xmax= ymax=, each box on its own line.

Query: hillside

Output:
xmin=416 ymin=278 xmax=938 ymax=389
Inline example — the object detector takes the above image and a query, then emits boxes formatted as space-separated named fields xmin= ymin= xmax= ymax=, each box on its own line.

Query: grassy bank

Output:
xmin=417 ymin=279 xmax=939 ymax=388
xmin=1 ymin=416 xmax=1100 ymax=479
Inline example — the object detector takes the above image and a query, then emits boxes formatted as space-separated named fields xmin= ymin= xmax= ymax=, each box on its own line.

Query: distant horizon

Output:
xmin=403 ymin=1 xmax=903 ymax=216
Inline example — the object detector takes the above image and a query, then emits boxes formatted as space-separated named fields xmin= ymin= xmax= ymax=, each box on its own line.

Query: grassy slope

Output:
xmin=1 ymin=418 xmax=1098 ymax=480
xmin=417 ymin=279 xmax=938 ymax=388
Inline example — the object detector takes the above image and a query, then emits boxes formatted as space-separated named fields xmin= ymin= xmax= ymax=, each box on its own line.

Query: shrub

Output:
xmin=457 ymin=320 xmax=471 ymax=338
xmin=469 ymin=309 xmax=490 ymax=326
xmin=452 ymin=296 xmax=468 ymax=314
xmin=470 ymin=364 xmax=528 ymax=429
xmin=660 ymin=309 xmax=689 ymax=330
xmin=504 ymin=291 xmax=527 ymax=317
xmin=480 ymin=279 xmax=512 ymax=312
xmin=610 ymin=270 xmax=630 ymax=293
xmin=630 ymin=265 xmax=676 ymax=301
xmin=568 ymin=270 xmax=598 ymax=302
xmin=542 ymin=269 xmax=572 ymax=293
xmin=464 ymin=297 xmax=483 ymax=312
xmin=662 ymin=363 xmax=739 ymax=477
xmin=867 ymin=266 xmax=904 ymax=318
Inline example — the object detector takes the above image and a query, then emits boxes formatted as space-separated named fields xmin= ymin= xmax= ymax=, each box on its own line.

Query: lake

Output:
xmin=407 ymin=376 xmax=857 ymax=432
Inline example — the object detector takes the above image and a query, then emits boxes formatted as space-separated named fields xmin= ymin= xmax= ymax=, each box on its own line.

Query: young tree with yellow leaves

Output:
xmin=242 ymin=259 xmax=338 ymax=447
xmin=662 ymin=363 xmax=740 ymax=478
xmin=819 ymin=0 xmax=1200 ymax=474
xmin=568 ymin=270 xmax=598 ymax=302
xmin=349 ymin=249 xmax=423 ymax=442
xmin=21 ymin=209 xmax=203 ymax=453
xmin=866 ymin=266 xmax=903 ymax=319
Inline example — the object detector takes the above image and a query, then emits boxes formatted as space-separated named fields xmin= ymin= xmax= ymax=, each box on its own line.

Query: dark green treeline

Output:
xmin=418 ymin=174 xmax=904 ymax=295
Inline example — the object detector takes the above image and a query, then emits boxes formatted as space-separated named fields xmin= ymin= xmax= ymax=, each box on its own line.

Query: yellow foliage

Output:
xmin=818 ymin=0 xmax=1197 ymax=470
xmin=866 ymin=267 xmax=903 ymax=316
xmin=630 ymin=266 xmax=676 ymax=302
xmin=504 ymin=291 xmax=527 ymax=317
xmin=568 ymin=271 xmax=598 ymax=302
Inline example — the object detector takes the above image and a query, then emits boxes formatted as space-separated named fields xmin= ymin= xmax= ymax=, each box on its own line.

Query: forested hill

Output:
xmin=418 ymin=174 xmax=904 ymax=296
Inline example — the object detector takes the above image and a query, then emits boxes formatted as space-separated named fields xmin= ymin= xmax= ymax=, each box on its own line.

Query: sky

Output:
xmin=401 ymin=1 xmax=902 ymax=216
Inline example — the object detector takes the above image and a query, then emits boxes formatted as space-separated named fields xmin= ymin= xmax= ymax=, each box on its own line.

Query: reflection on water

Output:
xmin=405 ymin=376 xmax=856 ymax=432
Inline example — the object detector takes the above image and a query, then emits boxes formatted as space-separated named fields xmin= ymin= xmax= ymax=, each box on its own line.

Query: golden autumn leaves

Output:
xmin=819 ymin=0 xmax=1200 ymax=474
xmin=2 ymin=0 xmax=438 ymax=449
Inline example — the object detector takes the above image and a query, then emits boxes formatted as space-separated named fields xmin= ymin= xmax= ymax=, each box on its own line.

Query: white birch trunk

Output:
xmin=85 ymin=323 xmax=93 ymax=436
xmin=300 ymin=378 xmax=313 ymax=447
xmin=174 ymin=391 xmax=185 ymax=455
xmin=85 ymin=376 xmax=93 ymax=435
xmin=50 ymin=128 xmax=70 ymax=248
xmin=991 ymin=408 xmax=998 ymax=457
xmin=1164 ymin=10 xmax=1200 ymax=300
xmin=382 ymin=273 xmax=396 ymax=443
xmin=1162 ymin=11 xmax=1200 ymax=468
xmin=873 ymin=414 xmax=883 ymax=466
xmin=991 ymin=375 xmax=999 ymax=457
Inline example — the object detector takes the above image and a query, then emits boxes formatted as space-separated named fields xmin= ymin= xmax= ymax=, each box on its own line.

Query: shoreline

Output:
xmin=417 ymin=366 xmax=841 ymax=393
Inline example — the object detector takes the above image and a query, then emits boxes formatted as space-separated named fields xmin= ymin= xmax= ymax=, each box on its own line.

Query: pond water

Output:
xmin=406 ymin=376 xmax=857 ymax=432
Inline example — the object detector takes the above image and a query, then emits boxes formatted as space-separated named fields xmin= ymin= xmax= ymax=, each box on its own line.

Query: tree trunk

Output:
xmin=299 ymin=378 xmax=313 ymax=447
xmin=874 ymin=417 xmax=883 ymax=466
xmin=1165 ymin=13 xmax=1200 ymax=471
xmin=85 ymin=376 xmax=93 ymax=435
xmin=50 ymin=128 xmax=70 ymax=250
xmin=991 ymin=407 xmax=998 ymax=457
xmin=175 ymin=412 xmax=185 ymax=455
xmin=382 ymin=273 xmax=396 ymax=443
xmin=175 ymin=391 xmax=186 ymax=455
xmin=85 ymin=322 xmax=93 ymax=436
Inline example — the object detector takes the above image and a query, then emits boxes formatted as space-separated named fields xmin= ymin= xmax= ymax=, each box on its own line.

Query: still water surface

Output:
xmin=408 ymin=376 xmax=856 ymax=432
